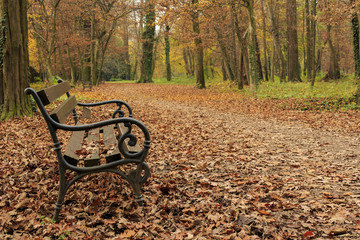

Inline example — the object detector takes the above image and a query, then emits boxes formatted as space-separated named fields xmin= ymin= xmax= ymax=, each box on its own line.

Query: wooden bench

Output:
xmin=25 ymin=80 xmax=151 ymax=221
xmin=82 ymin=81 xmax=92 ymax=90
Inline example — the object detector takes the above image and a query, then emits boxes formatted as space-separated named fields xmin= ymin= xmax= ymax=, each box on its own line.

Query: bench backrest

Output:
xmin=37 ymin=81 xmax=77 ymax=124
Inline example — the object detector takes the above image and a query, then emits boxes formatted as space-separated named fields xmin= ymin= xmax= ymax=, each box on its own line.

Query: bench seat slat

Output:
xmin=103 ymin=125 xmax=121 ymax=163
xmin=50 ymin=95 xmax=77 ymax=123
xmin=64 ymin=130 xmax=85 ymax=166
xmin=37 ymin=81 xmax=71 ymax=105
xmin=85 ymin=129 xmax=100 ymax=167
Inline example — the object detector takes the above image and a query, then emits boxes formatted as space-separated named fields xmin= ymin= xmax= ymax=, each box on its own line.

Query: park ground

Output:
xmin=1 ymin=82 xmax=360 ymax=239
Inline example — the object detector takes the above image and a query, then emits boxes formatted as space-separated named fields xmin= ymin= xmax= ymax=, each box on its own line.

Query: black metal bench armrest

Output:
xmin=77 ymin=100 xmax=133 ymax=118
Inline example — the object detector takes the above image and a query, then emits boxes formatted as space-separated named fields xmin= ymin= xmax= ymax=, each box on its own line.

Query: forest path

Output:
xmin=3 ymin=83 xmax=360 ymax=239
xmin=104 ymin=83 xmax=360 ymax=238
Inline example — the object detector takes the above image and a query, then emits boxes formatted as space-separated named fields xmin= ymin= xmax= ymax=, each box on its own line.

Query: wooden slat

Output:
xmin=84 ymin=129 xmax=100 ymax=167
xmin=103 ymin=125 xmax=121 ymax=163
xmin=37 ymin=81 xmax=71 ymax=105
xmin=50 ymin=95 xmax=77 ymax=123
xmin=118 ymin=123 xmax=142 ymax=154
xmin=64 ymin=130 xmax=86 ymax=166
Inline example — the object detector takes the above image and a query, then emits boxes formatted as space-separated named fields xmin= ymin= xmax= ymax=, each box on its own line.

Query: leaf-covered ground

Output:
xmin=1 ymin=83 xmax=360 ymax=239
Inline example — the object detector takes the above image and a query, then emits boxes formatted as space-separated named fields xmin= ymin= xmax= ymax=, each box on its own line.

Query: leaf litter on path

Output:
xmin=1 ymin=83 xmax=360 ymax=239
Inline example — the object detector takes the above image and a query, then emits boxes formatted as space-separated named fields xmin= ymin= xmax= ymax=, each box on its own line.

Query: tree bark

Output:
xmin=66 ymin=44 xmax=76 ymax=83
xmin=326 ymin=26 xmax=340 ymax=80
xmin=286 ymin=0 xmax=301 ymax=82
xmin=192 ymin=0 xmax=205 ymax=89
xmin=165 ymin=25 xmax=172 ymax=81
xmin=261 ymin=0 xmax=269 ymax=81
xmin=267 ymin=0 xmax=286 ymax=82
xmin=123 ymin=22 xmax=131 ymax=80
xmin=310 ymin=0 xmax=316 ymax=86
xmin=0 ymin=0 xmax=32 ymax=121
xmin=214 ymin=26 xmax=235 ymax=81
xmin=351 ymin=11 xmax=360 ymax=81
xmin=232 ymin=6 xmax=250 ymax=87
xmin=245 ymin=0 xmax=262 ymax=90
xmin=183 ymin=48 xmax=191 ymax=77
xmin=139 ymin=0 xmax=155 ymax=83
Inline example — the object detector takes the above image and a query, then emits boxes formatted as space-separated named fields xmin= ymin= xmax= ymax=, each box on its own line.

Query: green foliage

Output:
xmin=252 ymin=76 xmax=356 ymax=99
xmin=153 ymin=76 xmax=196 ymax=85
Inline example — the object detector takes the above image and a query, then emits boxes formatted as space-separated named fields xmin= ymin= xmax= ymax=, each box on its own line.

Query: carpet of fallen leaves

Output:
xmin=1 ymin=83 xmax=360 ymax=239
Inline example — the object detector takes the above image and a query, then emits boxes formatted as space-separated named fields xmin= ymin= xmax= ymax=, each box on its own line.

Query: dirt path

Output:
xmin=107 ymin=83 xmax=360 ymax=239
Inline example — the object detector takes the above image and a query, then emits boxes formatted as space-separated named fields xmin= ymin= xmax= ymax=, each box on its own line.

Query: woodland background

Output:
xmin=24 ymin=0 xmax=360 ymax=88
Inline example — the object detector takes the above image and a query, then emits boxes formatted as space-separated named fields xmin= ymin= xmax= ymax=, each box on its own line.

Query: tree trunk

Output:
xmin=352 ymin=11 xmax=360 ymax=81
xmin=261 ymin=0 xmax=269 ymax=81
xmin=0 ymin=0 xmax=31 ymax=121
xmin=221 ymin=59 xmax=228 ymax=81
xmin=183 ymin=48 xmax=191 ymax=77
xmin=286 ymin=0 xmax=301 ymax=82
xmin=192 ymin=0 xmax=205 ymax=89
xmin=271 ymin=42 xmax=275 ymax=81
xmin=215 ymin=26 xmax=235 ymax=81
xmin=326 ymin=26 xmax=340 ymax=80
xmin=188 ymin=48 xmax=195 ymax=76
xmin=45 ymin=0 xmax=60 ymax=85
xmin=165 ymin=25 xmax=172 ymax=81
xmin=139 ymin=0 xmax=155 ymax=83
xmin=66 ymin=44 xmax=76 ymax=83
xmin=354 ymin=11 xmax=360 ymax=102
xmin=267 ymin=0 xmax=286 ymax=82
xmin=58 ymin=47 xmax=66 ymax=79
xmin=305 ymin=0 xmax=311 ymax=79
xmin=310 ymin=0 xmax=316 ymax=86
xmin=246 ymin=0 xmax=261 ymax=90
xmin=123 ymin=23 xmax=131 ymax=80
xmin=232 ymin=6 xmax=250 ymax=87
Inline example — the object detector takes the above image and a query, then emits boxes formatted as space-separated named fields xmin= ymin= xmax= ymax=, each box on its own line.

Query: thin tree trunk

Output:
xmin=305 ymin=0 xmax=311 ymax=79
xmin=165 ymin=25 xmax=171 ymax=81
xmin=221 ymin=59 xmax=228 ymax=81
xmin=214 ymin=26 xmax=235 ymax=81
xmin=286 ymin=0 xmax=301 ymax=82
xmin=183 ymin=48 xmax=191 ymax=77
xmin=123 ymin=23 xmax=131 ymax=80
xmin=66 ymin=44 xmax=76 ymax=83
xmin=310 ymin=0 xmax=316 ymax=86
xmin=90 ymin=6 xmax=96 ymax=85
xmin=58 ymin=47 xmax=66 ymax=79
xmin=261 ymin=0 xmax=269 ymax=81
xmin=246 ymin=0 xmax=261 ymax=90
xmin=232 ymin=4 xmax=250 ymax=86
xmin=267 ymin=0 xmax=286 ymax=82
xmin=192 ymin=0 xmax=205 ymax=89
xmin=45 ymin=0 xmax=60 ymax=85
xmin=271 ymin=41 xmax=275 ymax=81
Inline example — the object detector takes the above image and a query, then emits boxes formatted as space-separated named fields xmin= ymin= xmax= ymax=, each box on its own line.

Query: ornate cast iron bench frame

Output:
xmin=25 ymin=80 xmax=151 ymax=221
xmin=82 ymin=81 xmax=92 ymax=91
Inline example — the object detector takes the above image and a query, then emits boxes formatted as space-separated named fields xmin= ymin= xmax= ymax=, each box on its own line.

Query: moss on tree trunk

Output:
xmin=139 ymin=0 xmax=155 ymax=83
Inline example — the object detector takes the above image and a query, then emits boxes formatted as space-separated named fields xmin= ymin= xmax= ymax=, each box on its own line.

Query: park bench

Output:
xmin=25 ymin=80 xmax=151 ymax=221
xmin=82 ymin=81 xmax=92 ymax=90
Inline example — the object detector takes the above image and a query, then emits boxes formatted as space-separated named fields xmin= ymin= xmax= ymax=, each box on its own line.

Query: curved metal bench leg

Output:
xmin=127 ymin=163 xmax=150 ymax=206
xmin=54 ymin=166 xmax=67 ymax=222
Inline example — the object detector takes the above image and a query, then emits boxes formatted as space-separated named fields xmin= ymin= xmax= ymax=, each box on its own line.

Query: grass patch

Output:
xmin=253 ymin=76 xmax=357 ymax=99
